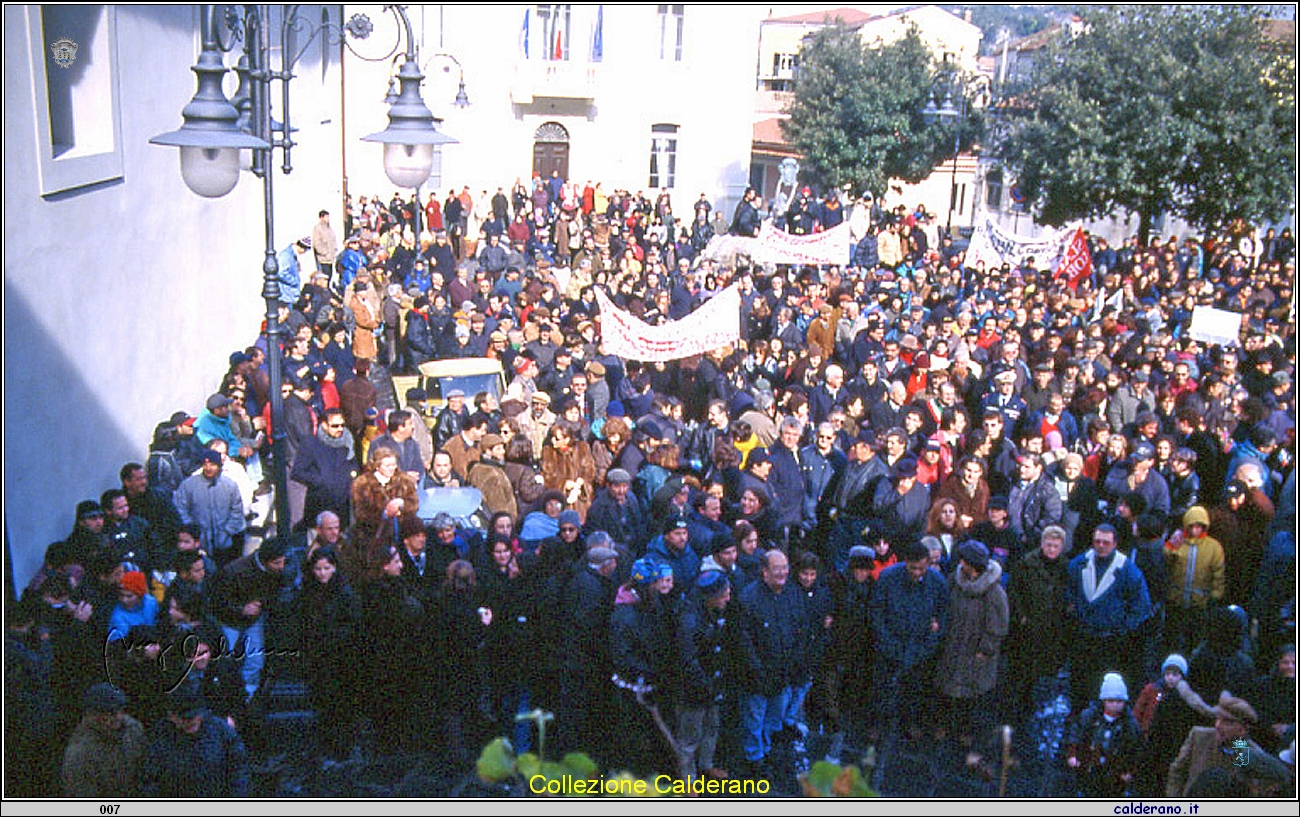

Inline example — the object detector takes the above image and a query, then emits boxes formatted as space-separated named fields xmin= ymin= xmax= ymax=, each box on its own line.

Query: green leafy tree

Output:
xmin=998 ymin=6 xmax=1296 ymax=242
xmin=782 ymin=24 xmax=975 ymax=199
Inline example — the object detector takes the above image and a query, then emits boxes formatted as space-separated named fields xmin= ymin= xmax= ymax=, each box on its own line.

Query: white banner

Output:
xmin=755 ymin=221 xmax=853 ymax=265
xmin=700 ymin=232 xmax=762 ymax=265
xmin=596 ymin=284 xmax=740 ymax=362
xmin=1188 ymin=306 xmax=1243 ymax=347
xmin=700 ymin=222 xmax=852 ymax=266
xmin=965 ymin=218 xmax=1080 ymax=272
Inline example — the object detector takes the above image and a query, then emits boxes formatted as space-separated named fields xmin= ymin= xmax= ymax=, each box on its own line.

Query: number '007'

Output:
xmin=101 ymin=807 xmax=120 ymax=815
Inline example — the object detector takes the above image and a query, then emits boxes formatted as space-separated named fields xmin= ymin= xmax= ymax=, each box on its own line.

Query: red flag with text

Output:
xmin=1059 ymin=227 xmax=1093 ymax=291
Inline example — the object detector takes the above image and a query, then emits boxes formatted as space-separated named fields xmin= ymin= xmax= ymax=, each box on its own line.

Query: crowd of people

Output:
xmin=6 ymin=171 xmax=1296 ymax=799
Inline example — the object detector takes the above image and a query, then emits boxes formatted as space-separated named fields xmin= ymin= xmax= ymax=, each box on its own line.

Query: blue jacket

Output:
xmin=139 ymin=714 xmax=248 ymax=798
xmin=107 ymin=595 xmax=160 ymax=642
xmin=981 ymin=391 xmax=1029 ymax=430
xmin=1226 ymin=440 xmax=1277 ymax=500
xmin=684 ymin=510 xmax=729 ymax=557
xmin=852 ymin=234 xmax=879 ymax=269
xmin=870 ymin=562 xmax=947 ymax=669
xmin=275 ymin=244 xmax=302 ymax=306
xmin=646 ymin=534 xmax=702 ymax=590
xmin=193 ymin=410 xmax=243 ymax=453
xmin=1102 ymin=464 xmax=1171 ymax=517
xmin=1067 ymin=549 xmax=1152 ymax=636
xmin=337 ymin=247 xmax=366 ymax=290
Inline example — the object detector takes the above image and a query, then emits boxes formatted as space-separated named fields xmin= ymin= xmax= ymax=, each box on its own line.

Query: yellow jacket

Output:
xmin=1165 ymin=532 xmax=1225 ymax=609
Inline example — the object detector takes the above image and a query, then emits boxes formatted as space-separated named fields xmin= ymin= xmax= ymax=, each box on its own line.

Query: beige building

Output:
xmin=751 ymin=4 xmax=984 ymax=231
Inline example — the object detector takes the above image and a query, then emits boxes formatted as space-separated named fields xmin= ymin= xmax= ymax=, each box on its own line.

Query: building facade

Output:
xmin=342 ymin=4 xmax=761 ymax=221
xmin=751 ymin=4 xmax=984 ymax=228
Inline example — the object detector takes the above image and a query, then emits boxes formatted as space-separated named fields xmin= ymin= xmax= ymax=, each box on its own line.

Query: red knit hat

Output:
xmin=119 ymin=571 xmax=147 ymax=597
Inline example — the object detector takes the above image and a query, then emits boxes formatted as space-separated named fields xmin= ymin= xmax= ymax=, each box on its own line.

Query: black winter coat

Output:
xmin=584 ymin=489 xmax=650 ymax=555
xmin=677 ymin=598 xmax=736 ymax=706
xmin=737 ymin=580 xmax=809 ymax=694
xmin=1006 ymin=547 xmax=1071 ymax=673
xmin=291 ymin=435 xmax=356 ymax=526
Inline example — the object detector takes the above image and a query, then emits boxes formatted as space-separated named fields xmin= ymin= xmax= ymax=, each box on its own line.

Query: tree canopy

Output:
xmin=998 ymin=6 xmax=1296 ymax=241
xmin=782 ymin=25 xmax=973 ymax=199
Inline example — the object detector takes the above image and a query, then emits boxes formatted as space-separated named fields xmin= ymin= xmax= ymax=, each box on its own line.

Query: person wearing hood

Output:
xmin=1163 ymin=506 xmax=1225 ymax=654
xmin=936 ymin=540 xmax=1008 ymax=768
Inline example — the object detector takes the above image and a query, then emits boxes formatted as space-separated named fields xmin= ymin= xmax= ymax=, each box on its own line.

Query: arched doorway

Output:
xmin=532 ymin=122 xmax=570 ymax=181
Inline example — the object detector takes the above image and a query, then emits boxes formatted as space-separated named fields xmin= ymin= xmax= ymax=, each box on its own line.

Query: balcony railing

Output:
xmin=512 ymin=61 xmax=599 ymax=103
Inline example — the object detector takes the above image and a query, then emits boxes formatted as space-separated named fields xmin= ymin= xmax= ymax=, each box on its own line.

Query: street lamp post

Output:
xmin=923 ymin=83 xmax=963 ymax=238
xmin=152 ymin=4 xmax=457 ymax=541
xmin=378 ymin=50 xmax=471 ymax=240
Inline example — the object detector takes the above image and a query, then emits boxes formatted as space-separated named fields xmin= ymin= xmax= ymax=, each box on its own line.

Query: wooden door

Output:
xmin=532 ymin=141 xmax=570 ymax=181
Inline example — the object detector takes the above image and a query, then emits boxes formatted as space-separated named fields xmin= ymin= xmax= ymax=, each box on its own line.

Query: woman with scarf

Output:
xmin=349 ymin=446 xmax=419 ymax=565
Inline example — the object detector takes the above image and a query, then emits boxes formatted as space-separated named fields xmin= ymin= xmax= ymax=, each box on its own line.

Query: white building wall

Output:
xmin=342 ymin=4 xmax=759 ymax=217
xmin=3 ymin=5 xmax=341 ymax=592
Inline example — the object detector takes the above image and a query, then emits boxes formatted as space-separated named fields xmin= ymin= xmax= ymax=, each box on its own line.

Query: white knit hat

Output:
xmin=1099 ymin=672 xmax=1129 ymax=702
xmin=1161 ymin=654 xmax=1189 ymax=678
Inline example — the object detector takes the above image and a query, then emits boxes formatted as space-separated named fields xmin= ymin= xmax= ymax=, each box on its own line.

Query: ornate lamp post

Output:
xmin=924 ymin=78 xmax=962 ymax=238
xmin=924 ymin=63 xmax=988 ymax=239
xmin=152 ymin=4 xmax=457 ymax=540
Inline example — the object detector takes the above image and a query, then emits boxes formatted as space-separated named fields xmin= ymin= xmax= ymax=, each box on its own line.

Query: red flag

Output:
xmin=553 ymin=27 xmax=564 ymax=60
xmin=1059 ymin=227 xmax=1093 ymax=291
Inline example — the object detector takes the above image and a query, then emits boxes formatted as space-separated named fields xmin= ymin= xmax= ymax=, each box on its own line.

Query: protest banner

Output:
xmin=596 ymin=284 xmax=740 ymax=362
xmin=1188 ymin=306 xmax=1244 ymax=347
xmin=965 ymin=218 xmax=1084 ymax=274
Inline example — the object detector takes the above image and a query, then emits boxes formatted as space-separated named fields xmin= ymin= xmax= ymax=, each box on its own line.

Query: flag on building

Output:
xmin=519 ymin=9 xmax=530 ymax=58
xmin=592 ymin=5 xmax=604 ymax=62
